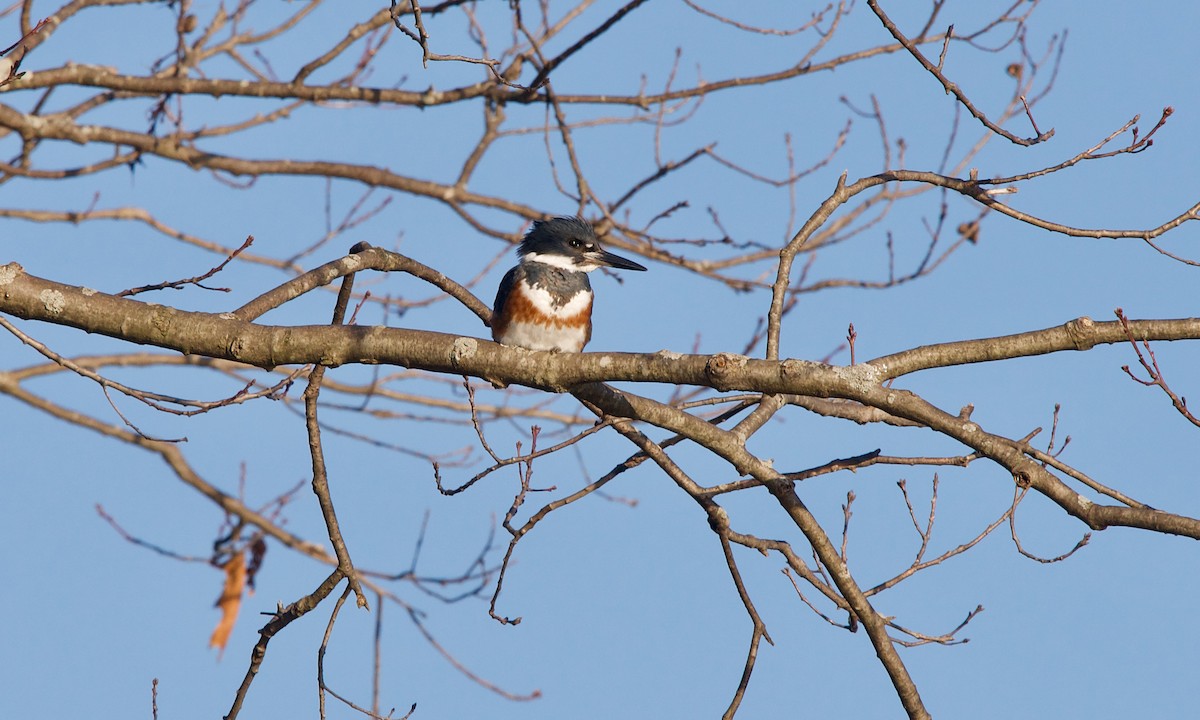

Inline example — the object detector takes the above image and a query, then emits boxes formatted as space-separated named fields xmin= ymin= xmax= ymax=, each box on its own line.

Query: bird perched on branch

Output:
xmin=491 ymin=217 xmax=647 ymax=352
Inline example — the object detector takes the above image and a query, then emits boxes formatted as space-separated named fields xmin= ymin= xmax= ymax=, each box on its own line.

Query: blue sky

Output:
xmin=3 ymin=2 xmax=1200 ymax=718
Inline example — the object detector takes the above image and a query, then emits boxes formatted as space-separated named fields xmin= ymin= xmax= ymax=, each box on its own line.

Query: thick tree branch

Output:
xmin=6 ymin=261 xmax=1200 ymax=401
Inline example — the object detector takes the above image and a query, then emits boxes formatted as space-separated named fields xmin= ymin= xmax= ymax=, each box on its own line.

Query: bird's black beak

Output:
xmin=592 ymin=247 xmax=647 ymax=272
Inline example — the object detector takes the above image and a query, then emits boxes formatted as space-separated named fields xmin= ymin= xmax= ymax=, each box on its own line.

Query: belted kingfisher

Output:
xmin=492 ymin=217 xmax=647 ymax=352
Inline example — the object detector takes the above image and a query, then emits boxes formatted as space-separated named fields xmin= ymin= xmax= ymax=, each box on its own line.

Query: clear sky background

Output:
xmin=3 ymin=2 xmax=1200 ymax=719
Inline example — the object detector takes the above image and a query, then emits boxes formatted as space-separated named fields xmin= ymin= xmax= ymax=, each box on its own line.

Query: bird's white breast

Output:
xmin=497 ymin=319 xmax=589 ymax=353
xmin=524 ymin=284 xmax=592 ymax=318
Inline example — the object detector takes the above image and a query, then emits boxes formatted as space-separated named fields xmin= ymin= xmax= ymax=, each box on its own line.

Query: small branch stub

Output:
xmin=706 ymin=352 xmax=749 ymax=391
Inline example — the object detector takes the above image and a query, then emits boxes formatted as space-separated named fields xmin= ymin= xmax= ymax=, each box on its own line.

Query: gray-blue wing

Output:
xmin=491 ymin=265 xmax=522 ymax=340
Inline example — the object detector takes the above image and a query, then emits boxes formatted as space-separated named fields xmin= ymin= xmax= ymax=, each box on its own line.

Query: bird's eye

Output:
xmin=569 ymin=238 xmax=583 ymax=248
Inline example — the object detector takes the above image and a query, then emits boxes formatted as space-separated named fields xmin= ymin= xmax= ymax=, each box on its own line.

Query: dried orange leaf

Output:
xmin=209 ymin=551 xmax=247 ymax=658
